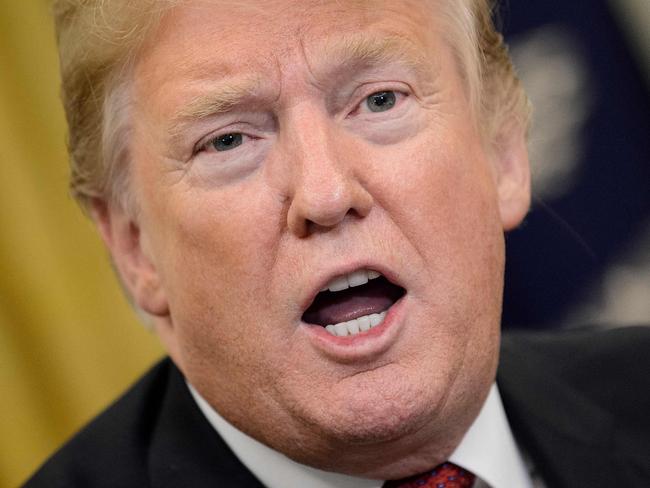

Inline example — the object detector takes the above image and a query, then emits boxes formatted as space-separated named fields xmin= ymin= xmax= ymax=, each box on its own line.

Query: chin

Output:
xmin=295 ymin=392 xmax=453 ymax=478
xmin=286 ymin=367 xmax=446 ymax=463
xmin=329 ymin=396 xmax=432 ymax=445
xmin=279 ymin=350 xmax=495 ymax=477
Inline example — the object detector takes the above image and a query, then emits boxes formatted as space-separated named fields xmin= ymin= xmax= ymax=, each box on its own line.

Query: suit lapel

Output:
xmin=148 ymin=362 xmax=266 ymax=488
xmin=498 ymin=333 xmax=631 ymax=488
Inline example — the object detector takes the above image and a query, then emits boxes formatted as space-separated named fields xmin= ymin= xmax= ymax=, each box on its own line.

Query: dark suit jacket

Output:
xmin=24 ymin=326 xmax=650 ymax=488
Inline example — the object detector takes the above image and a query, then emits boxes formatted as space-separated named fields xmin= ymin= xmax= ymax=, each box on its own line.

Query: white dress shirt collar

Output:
xmin=188 ymin=383 xmax=533 ymax=488
xmin=449 ymin=385 xmax=533 ymax=488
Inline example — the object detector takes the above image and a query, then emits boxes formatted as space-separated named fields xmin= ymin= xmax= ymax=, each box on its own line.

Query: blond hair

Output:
xmin=53 ymin=0 xmax=530 ymax=212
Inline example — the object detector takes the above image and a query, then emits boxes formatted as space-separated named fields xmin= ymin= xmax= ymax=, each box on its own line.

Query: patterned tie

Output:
xmin=383 ymin=462 xmax=475 ymax=488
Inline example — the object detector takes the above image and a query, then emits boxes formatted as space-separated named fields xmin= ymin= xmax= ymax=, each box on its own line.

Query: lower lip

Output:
xmin=301 ymin=295 xmax=407 ymax=361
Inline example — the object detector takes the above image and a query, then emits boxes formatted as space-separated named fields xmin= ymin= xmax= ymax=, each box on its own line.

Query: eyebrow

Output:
xmin=179 ymin=78 xmax=263 ymax=120
xmin=166 ymin=76 xmax=266 ymax=140
xmin=311 ymin=33 xmax=436 ymax=84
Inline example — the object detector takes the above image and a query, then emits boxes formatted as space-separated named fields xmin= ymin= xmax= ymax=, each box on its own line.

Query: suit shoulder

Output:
xmin=501 ymin=325 xmax=650 ymax=369
xmin=23 ymin=358 xmax=172 ymax=488
xmin=501 ymin=325 xmax=650 ymax=432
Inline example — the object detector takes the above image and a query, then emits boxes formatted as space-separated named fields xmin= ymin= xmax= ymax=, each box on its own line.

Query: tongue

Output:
xmin=302 ymin=277 xmax=404 ymax=326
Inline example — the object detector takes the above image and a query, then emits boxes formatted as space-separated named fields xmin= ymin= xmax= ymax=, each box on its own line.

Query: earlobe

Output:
xmin=491 ymin=123 xmax=531 ymax=231
xmin=90 ymin=199 xmax=169 ymax=317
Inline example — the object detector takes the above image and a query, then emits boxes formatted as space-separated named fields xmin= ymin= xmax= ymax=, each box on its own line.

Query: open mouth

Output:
xmin=302 ymin=269 xmax=406 ymax=337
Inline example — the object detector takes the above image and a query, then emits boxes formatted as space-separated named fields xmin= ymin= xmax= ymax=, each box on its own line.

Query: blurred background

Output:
xmin=1 ymin=0 xmax=648 ymax=486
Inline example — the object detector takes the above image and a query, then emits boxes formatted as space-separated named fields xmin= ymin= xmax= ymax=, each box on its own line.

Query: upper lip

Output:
xmin=299 ymin=261 xmax=405 ymax=318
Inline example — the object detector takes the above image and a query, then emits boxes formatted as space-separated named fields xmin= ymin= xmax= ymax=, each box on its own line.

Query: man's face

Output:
xmin=116 ymin=0 xmax=528 ymax=478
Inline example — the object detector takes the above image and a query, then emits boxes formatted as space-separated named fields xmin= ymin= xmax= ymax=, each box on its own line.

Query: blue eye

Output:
xmin=366 ymin=91 xmax=396 ymax=112
xmin=212 ymin=133 xmax=243 ymax=151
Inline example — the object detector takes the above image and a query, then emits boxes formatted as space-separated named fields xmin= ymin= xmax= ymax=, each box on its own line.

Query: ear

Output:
xmin=490 ymin=121 xmax=531 ymax=231
xmin=90 ymin=199 xmax=169 ymax=317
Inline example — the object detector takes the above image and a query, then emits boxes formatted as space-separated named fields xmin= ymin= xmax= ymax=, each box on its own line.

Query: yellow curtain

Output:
xmin=0 ymin=2 xmax=163 ymax=486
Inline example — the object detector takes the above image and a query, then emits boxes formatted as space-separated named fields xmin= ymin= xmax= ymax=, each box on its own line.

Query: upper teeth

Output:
xmin=322 ymin=269 xmax=381 ymax=292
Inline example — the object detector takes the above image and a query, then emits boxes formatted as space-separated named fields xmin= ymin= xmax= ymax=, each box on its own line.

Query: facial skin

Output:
xmin=96 ymin=0 xmax=530 ymax=480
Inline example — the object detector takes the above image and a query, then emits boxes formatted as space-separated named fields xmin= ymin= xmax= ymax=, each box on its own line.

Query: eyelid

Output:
xmin=188 ymin=109 xmax=274 ymax=153
xmin=348 ymin=83 xmax=411 ymax=117
xmin=196 ymin=132 xmax=243 ymax=155
xmin=193 ymin=126 xmax=258 ymax=156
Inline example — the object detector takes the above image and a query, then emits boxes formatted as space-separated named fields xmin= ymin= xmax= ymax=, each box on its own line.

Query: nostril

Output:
xmin=286 ymin=166 xmax=373 ymax=237
xmin=304 ymin=212 xmax=347 ymax=235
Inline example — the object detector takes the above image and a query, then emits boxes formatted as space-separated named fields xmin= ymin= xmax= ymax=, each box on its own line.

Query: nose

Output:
xmin=283 ymin=108 xmax=373 ymax=237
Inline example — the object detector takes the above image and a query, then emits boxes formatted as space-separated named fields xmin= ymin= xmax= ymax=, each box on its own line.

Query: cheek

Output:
xmin=372 ymin=125 xmax=502 ymax=264
xmin=367 ymin=126 xmax=504 ymax=342
xmin=142 ymin=171 xmax=286 ymax=352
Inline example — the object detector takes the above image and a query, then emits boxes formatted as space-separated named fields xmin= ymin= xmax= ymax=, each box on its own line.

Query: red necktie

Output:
xmin=383 ymin=462 xmax=475 ymax=488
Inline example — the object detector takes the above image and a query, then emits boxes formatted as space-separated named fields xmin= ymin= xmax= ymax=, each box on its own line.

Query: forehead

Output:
xmin=155 ymin=0 xmax=435 ymax=42
xmin=136 ymin=0 xmax=441 ymax=81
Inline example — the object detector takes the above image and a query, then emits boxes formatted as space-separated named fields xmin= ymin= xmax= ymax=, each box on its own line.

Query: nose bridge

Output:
xmin=292 ymin=106 xmax=345 ymax=195
xmin=284 ymin=103 xmax=372 ymax=236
